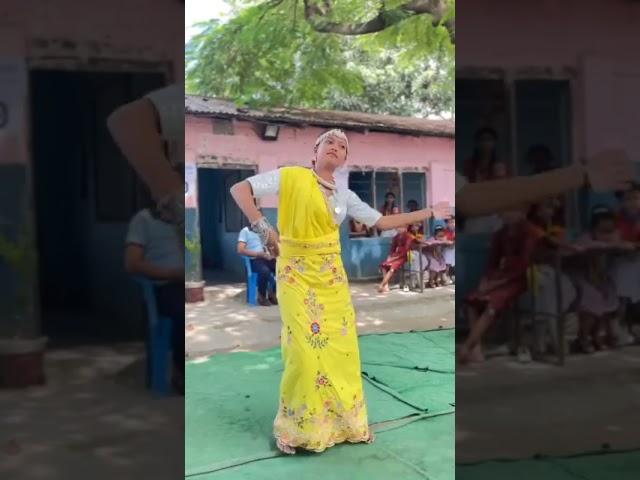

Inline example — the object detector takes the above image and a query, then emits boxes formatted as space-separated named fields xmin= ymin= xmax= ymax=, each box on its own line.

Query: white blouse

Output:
xmin=247 ymin=168 xmax=383 ymax=228
xmin=145 ymin=84 xmax=183 ymax=142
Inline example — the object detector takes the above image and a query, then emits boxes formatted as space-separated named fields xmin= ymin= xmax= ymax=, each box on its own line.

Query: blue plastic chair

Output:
xmin=242 ymin=256 xmax=276 ymax=306
xmin=134 ymin=277 xmax=172 ymax=395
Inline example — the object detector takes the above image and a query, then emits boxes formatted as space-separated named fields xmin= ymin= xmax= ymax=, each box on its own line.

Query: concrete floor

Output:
xmin=456 ymin=344 xmax=640 ymax=463
xmin=0 ymin=343 xmax=183 ymax=479
xmin=186 ymin=280 xmax=456 ymax=357
xmin=1 ymin=281 xmax=454 ymax=479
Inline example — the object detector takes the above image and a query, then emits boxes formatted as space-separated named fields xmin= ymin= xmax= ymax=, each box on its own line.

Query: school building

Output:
xmin=0 ymin=0 xmax=183 ymax=352
xmin=184 ymin=95 xmax=455 ymax=301
xmin=455 ymin=0 xmax=640 ymax=322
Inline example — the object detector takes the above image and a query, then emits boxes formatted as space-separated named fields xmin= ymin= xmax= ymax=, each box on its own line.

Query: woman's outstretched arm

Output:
xmin=457 ymin=164 xmax=584 ymax=217
xmin=457 ymin=149 xmax=633 ymax=218
xmin=376 ymin=203 xmax=451 ymax=231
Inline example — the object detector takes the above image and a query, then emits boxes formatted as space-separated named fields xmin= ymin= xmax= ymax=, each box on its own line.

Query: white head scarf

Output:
xmin=314 ymin=129 xmax=350 ymax=190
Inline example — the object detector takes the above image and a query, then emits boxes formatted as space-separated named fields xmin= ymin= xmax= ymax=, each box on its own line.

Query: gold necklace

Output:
xmin=312 ymin=169 xmax=337 ymax=191
xmin=312 ymin=169 xmax=341 ymax=223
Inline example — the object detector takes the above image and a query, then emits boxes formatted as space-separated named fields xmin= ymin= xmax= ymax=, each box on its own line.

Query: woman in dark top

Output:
xmin=380 ymin=191 xmax=399 ymax=216
xmin=463 ymin=127 xmax=506 ymax=183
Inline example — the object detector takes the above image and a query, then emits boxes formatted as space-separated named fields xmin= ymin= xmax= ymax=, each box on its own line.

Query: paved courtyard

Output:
xmin=1 ymin=280 xmax=454 ymax=479
xmin=186 ymin=280 xmax=456 ymax=356
xmin=456 ymin=343 xmax=640 ymax=463
xmin=1 ymin=342 xmax=183 ymax=479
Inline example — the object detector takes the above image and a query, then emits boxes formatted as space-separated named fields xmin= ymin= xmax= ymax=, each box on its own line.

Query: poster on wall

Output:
xmin=185 ymin=164 xmax=198 ymax=209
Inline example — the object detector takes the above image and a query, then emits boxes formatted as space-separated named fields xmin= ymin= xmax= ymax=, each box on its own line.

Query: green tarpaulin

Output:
xmin=185 ymin=329 xmax=455 ymax=480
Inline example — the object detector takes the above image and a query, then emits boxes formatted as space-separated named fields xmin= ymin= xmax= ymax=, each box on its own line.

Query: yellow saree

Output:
xmin=273 ymin=166 xmax=370 ymax=452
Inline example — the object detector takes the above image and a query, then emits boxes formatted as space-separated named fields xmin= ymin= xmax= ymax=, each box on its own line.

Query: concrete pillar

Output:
xmin=0 ymin=57 xmax=41 ymax=340
xmin=0 ymin=57 xmax=46 ymax=386
xmin=185 ymin=161 xmax=204 ymax=302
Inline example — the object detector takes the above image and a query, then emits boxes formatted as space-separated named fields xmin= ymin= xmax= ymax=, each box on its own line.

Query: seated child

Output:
xmin=572 ymin=206 xmax=635 ymax=352
xmin=459 ymin=206 xmax=545 ymax=364
xmin=443 ymin=216 xmax=456 ymax=282
xmin=613 ymin=184 xmax=640 ymax=342
xmin=424 ymin=226 xmax=451 ymax=287
xmin=378 ymin=226 xmax=415 ymax=293
xmin=407 ymin=223 xmax=429 ymax=289
xmin=350 ymin=218 xmax=372 ymax=237
xmin=525 ymin=198 xmax=578 ymax=351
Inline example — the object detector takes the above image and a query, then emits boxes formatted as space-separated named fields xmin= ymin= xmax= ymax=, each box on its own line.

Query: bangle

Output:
xmin=250 ymin=216 xmax=273 ymax=246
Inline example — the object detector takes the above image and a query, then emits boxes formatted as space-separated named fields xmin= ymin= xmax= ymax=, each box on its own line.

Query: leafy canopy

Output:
xmin=186 ymin=0 xmax=454 ymax=118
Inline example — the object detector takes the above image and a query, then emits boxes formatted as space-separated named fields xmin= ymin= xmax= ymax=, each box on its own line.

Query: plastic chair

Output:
xmin=243 ymin=256 xmax=276 ymax=306
xmin=134 ymin=276 xmax=172 ymax=395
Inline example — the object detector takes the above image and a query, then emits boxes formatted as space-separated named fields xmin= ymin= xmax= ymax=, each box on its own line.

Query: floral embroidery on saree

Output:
xmin=303 ymin=289 xmax=329 ymax=349
xmin=274 ymin=395 xmax=369 ymax=452
xmin=277 ymin=257 xmax=305 ymax=285
xmin=319 ymin=254 xmax=346 ymax=286
xmin=315 ymin=371 xmax=332 ymax=390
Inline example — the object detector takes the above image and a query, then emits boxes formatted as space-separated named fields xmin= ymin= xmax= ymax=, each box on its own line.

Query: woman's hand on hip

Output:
xmin=267 ymin=228 xmax=280 ymax=257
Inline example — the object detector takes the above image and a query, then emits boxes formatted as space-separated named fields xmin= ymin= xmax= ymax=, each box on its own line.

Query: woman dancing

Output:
xmin=230 ymin=129 xmax=450 ymax=455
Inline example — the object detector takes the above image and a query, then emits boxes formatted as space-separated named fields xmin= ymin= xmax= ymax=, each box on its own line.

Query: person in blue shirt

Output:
xmin=125 ymin=181 xmax=184 ymax=393
xmin=238 ymin=220 xmax=277 ymax=307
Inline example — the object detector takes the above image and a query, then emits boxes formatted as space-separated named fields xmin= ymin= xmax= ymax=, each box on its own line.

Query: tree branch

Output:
xmin=302 ymin=0 xmax=455 ymax=42
xmin=258 ymin=0 xmax=285 ymax=23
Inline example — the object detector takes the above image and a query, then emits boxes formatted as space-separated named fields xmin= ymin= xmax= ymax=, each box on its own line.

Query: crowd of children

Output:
xmin=459 ymin=183 xmax=640 ymax=365
xmin=377 ymin=215 xmax=456 ymax=293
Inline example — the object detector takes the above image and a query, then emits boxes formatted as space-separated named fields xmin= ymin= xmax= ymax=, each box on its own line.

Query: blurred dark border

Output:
xmin=0 ymin=1 xmax=184 ymax=478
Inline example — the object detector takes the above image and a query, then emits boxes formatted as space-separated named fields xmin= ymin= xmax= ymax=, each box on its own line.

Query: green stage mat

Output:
xmin=185 ymin=329 xmax=455 ymax=479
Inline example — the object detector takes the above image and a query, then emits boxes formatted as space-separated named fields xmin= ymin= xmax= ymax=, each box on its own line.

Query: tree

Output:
xmin=186 ymin=0 xmax=454 ymax=118
xmin=301 ymin=0 xmax=454 ymax=42
xmin=326 ymin=47 xmax=454 ymax=118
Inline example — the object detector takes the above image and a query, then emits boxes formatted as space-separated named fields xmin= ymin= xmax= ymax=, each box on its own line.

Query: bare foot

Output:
xmin=457 ymin=346 xmax=471 ymax=365
xmin=471 ymin=345 xmax=485 ymax=363
xmin=276 ymin=439 xmax=296 ymax=455
xmin=365 ymin=431 xmax=375 ymax=444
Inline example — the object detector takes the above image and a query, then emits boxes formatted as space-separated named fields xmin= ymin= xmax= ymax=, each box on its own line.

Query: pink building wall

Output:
xmin=0 ymin=0 xmax=184 ymax=63
xmin=0 ymin=0 xmax=184 ymax=335
xmin=458 ymin=0 xmax=640 ymax=67
xmin=185 ymin=116 xmax=455 ymax=209
xmin=0 ymin=0 xmax=184 ymax=168
xmin=458 ymin=0 xmax=640 ymax=164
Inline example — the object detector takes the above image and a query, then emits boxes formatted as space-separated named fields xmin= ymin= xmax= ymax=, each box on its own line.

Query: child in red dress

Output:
xmin=459 ymin=207 xmax=545 ymax=364
xmin=378 ymin=226 xmax=416 ymax=293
